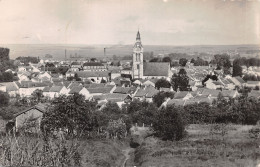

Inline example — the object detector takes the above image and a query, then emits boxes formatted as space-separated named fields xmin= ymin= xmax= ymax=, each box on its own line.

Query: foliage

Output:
xmin=162 ymin=56 xmax=171 ymax=63
xmin=193 ymin=57 xmax=209 ymax=66
xmin=243 ymin=74 xmax=260 ymax=81
xmin=16 ymin=56 xmax=39 ymax=65
xmin=202 ymin=74 xmax=218 ymax=86
xmin=0 ymin=91 xmax=9 ymax=107
xmin=0 ymin=72 xmax=15 ymax=82
xmin=31 ymin=89 xmax=44 ymax=103
xmin=153 ymin=91 xmax=174 ymax=107
xmin=153 ymin=105 xmax=186 ymax=141
xmin=171 ymin=69 xmax=190 ymax=91
xmin=233 ymin=57 xmax=260 ymax=67
xmin=41 ymin=94 xmax=98 ymax=138
xmin=179 ymin=58 xmax=188 ymax=66
xmin=155 ymin=78 xmax=171 ymax=89
xmin=232 ymin=62 xmax=242 ymax=77
xmin=212 ymin=54 xmax=232 ymax=74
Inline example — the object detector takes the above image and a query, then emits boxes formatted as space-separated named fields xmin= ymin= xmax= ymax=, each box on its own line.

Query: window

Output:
xmin=137 ymin=64 xmax=139 ymax=69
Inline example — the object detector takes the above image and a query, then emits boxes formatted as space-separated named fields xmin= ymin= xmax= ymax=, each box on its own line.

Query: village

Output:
xmin=0 ymin=31 xmax=260 ymax=132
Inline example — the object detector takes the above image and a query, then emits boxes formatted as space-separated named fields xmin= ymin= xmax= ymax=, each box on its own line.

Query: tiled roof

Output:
xmin=83 ymin=62 xmax=104 ymax=66
xmin=0 ymin=82 xmax=19 ymax=91
xmin=134 ymin=87 xmax=159 ymax=98
xmin=76 ymin=71 xmax=109 ymax=78
xmin=14 ymin=103 xmax=48 ymax=117
xmin=93 ymin=93 xmax=130 ymax=101
xmin=167 ymin=99 xmax=185 ymax=106
xmin=113 ymin=87 xmax=136 ymax=94
xmin=68 ymin=86 xmax=84 ymax=94
xmin=174 ymin=91 xmax=190 ymax=99
xmin=221 ymin=90 xmax=237 ymax=97
xmin=143 ymin=62 xmax=170 ymax=76
xmin=71 ymin=62 xmax=81 ymax=65
xmin=49 ymin=86 xmax=63 ymax=92
xmin=248 ymin=90 xmax=260 ymax=98
xmin=247 ymin=81 xmax=260 ymax=85
xmin=201 ymin=89 xmax=221 ymax=97
xmin=43 ymin=87 xmax=51 ymax=92
xmin=87 ymin=87 xmax=113 ymax=94
xmin=212 ymin=81 xmax=223 ymax=86
xmin=234 ymin=77 xmax=245 ymax=84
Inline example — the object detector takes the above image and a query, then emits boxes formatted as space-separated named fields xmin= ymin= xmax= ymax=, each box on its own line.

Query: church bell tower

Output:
xmin=132 ymin=30 xmax=144 ymax=79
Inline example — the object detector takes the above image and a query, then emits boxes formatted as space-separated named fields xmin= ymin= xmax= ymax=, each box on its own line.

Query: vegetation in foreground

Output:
xmin=126 ymin=124 xmax=260 ymax=167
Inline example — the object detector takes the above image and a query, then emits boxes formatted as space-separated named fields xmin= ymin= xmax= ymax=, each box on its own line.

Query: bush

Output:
xmin=153 ymin=105 xmax=186 ymax=141
xmin=0 ymin=91 xmax=9 ymax=106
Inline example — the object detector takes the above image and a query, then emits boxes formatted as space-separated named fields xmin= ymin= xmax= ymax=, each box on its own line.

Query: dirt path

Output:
xmin=121 ymin=147 xmax=134 ymax=167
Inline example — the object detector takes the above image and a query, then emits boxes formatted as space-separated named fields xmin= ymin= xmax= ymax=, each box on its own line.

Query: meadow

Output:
xmin=126 ymin=124 xmax=260 ymax=167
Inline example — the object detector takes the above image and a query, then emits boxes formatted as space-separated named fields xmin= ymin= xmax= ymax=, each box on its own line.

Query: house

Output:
xmin=219 ymin=78 xmax=235 ymax=90
xmin=18 ymin=81 xmax=47 ymax=97
xmin=68 ymin=86 xmax=91 ymax=100
xmin=82 ymin=62 xmax=107 ymax=71
xmin=112 ymin=86 xmax=137 ymax=96
xmin=84 ymin=84 xmax=116 ymax=96
xmin=205 ymin=79 xmax=224 ymax=90
xmin=0 ymin=82 xmax=19 ymax=97
xmin=39 ymin=72 xmax=52 ymax=80
xmin=134 ymin=86 xmax=159 ymax=102
xmin=248 ymin=90 xmax=260 ymax=99
xmin=227 ymin=76 xmax=246 ymax=87
xmin=110 ymin=69 xmax=121 ymax=80
xmin=76 ymin=71 xmax=110 ymax=83
xmin=201 ymin=89 xmax=221 ymax=99
xmin=93 ymin=93 xmax=132 ymax=108
xmin=142 ymin=79 xmax=157 ymax=87
xmin=66 ymin=71 xmax=76 ymax=78
xmin=245 ymin=81 xmax=260 ymax=88
xmin=17 ymin=71 xmax=31 ymax=81
xmin=220 ymin=90 xmax=239 ymax=99
xmin=174 ymin=91 xmax=193 ymax=100
xmin=0 ymin=84 xmax=7 ymax=92
xmin=18 ymin=66 xmax=33 ymax=72
xmin=47 ymin=86 xmax=68 ymax=99
xmin=14 ymin=103 xmax=47 ymax=133
xmin=70 ymin=62 xmax=82 ymax=71
xmin=167 ymin=99 xmax=186 ymax=106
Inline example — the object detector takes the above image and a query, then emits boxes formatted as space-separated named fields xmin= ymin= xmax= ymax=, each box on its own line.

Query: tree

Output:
xmin=41 ymin=94 xmax=98 ymax=137
xmin=155 ymin=78 xmax=171 ymax=89
xmin=179 ymin=58 xmax=188 ymax=66
xmin=190 ymin=58 xmax=195 ymax=64
xmin=162 ymin=56 xmax=171 ymax=63
xmin=171 ymin=69 xmax=190 ymax=91
xmin=31 ymin=89 xmax=44 ymax=103
xmin=0 ymin=72 xmax=14 ymax=82
xmin=232 ymin=63 xmax=242 ymax=77
xmin=213 ymin=54 xmax=232 ymax=74
xmin=150 ymin=58 xmax=160 ymax=62
xmin=153 ymin=91 xmax=174 ymax=107
xmin=153 ymin=105 xmax=186 ymax=141
xmin=0 ymin=91 xmax=9 ymax=107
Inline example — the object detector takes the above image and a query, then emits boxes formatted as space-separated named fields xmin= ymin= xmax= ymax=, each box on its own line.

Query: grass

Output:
xmin=127 ymin=124 xmax=260 ymax=167
xmin=0 ymin=133 xmax=128 ymax=167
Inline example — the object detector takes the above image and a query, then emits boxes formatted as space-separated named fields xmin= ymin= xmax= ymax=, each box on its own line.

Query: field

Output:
xmin=126 ymin=124 xmax=260 ymax=167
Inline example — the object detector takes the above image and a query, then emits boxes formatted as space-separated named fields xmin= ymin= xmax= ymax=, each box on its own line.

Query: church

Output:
xmin=132 ymin=31 xmax=172 ymax=80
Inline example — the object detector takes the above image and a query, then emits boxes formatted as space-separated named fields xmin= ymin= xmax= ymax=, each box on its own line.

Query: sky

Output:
xmin=0 ymin=0 xmax=260 ymax=45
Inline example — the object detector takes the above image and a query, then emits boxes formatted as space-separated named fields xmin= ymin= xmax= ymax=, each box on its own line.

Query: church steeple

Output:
xmin=132 ymin=30 xmax=143 ymax=79
xmin=136 ymin=30 xmax=141 ymax=41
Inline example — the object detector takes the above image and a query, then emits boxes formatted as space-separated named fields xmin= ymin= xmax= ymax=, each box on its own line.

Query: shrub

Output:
xmin=153 ymin=105 xmax=186 ymax=141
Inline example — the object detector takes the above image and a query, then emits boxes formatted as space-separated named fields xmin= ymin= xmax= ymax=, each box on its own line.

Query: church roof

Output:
xmin=136 ymin=31 xmax=141 ymax=40
xmin=143 ymin=62 xmax=170 ymax=77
